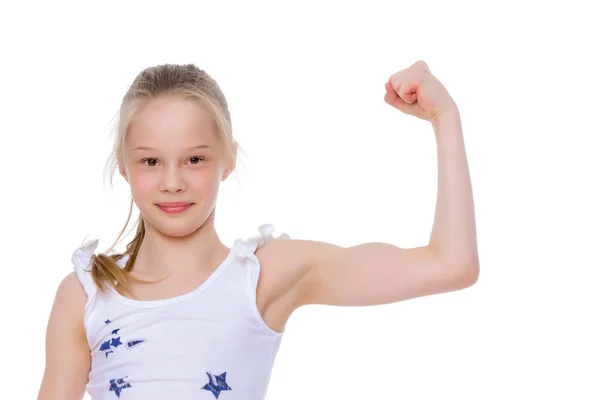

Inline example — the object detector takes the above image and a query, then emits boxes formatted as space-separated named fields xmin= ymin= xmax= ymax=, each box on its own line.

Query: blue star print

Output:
xmin=99 ymin=341 xmax=112 ymax=352
xmin=101 ymin=328 xmax=123 ymax=358
xmin=202 ymin=371 xmax=232 ymax=398
xmin=109 ymin=376 xmax=131 ymax=398
xmin=100 ymin=323 xmax=147 ymax=358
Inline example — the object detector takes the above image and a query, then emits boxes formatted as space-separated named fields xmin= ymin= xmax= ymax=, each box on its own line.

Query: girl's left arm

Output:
xmin=288 ymin=61 xmax=479 ymax=308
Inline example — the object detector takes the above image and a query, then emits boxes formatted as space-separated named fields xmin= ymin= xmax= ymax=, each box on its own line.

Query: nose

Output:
xmin=159 ymin=165 xmax=188 ymax=193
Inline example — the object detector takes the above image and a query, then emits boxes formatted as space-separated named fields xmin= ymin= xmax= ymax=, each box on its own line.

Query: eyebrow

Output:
xmin=132 ymin=145 xmax=212 ymax=152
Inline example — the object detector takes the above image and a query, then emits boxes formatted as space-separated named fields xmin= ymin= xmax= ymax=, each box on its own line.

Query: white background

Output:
xmin=1 ymin=0 xmax=598 ymax=399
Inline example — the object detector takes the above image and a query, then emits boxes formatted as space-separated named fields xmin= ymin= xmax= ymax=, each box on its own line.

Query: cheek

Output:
xmin=129 ymin=174 xmax=156 ymax=196
xmin=189 ymin=173 xmax=221 ymax=197
xmin=126 ymin=171 xmax=161 ymax=210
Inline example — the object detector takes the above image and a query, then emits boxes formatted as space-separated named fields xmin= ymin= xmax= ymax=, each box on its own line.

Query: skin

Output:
xmin=117 ymin=94 xmax=239 ymax=296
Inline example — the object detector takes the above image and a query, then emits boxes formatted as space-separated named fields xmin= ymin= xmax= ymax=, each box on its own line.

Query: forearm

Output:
xmin=427 ymin=108 xmax=479 ymax=268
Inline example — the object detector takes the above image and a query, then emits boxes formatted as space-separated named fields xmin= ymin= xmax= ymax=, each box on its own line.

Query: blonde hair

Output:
xmin=89 ymin=63 xmax=242 ymax=297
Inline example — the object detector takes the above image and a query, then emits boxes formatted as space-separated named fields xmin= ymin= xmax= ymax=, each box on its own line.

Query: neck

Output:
xmin=133 ymin=213 xmax=229 ymax=277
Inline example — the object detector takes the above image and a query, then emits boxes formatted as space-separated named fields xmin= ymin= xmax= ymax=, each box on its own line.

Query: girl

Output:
xmin=37 ymin=60 xmax=479 ymax=400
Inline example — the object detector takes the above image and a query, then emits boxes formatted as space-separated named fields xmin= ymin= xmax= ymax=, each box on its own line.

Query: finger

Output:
xmin=384 ymin=81 xmax=396 ymax=101
xmin=384 ymin=82 xmax=408 ymax=112
xmin=400 ymin=81 xmax=418 ymax=104
xmin=384 ymin=81 xmax=396 ymax=100
xmin=390 ymin=79 xmax=417 ymax=104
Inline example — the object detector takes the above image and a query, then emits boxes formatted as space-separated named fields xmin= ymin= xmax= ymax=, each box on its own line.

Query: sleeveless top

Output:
xmin=72 ymin=224 xmax=290 ymax=400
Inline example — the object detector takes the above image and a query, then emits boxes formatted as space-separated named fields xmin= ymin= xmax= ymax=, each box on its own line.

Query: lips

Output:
xmin=156 ymin=202 xmax=193 ymax=207
xmin=156 ymin=202 xmax=194 ymax=214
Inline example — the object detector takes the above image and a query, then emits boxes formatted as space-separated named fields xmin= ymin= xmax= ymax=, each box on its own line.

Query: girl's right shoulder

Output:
xmin=45 ymin=238 xmax=101 ymax=338
xmin=54 ymin=237 xmax=99 ymax=319
xmin=53 ymin=271 xmax=88 ymax=318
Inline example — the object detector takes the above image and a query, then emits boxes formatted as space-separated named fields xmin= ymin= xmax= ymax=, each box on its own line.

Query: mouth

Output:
xmin=156 ymin=202 xmax=194 ymax=207
xmin=156 ymin=202 xmax=195 ymax=214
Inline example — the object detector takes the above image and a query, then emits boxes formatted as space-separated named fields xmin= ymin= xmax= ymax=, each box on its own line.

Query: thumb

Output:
xmin=384 ymin=81 xmax=408 ymax=111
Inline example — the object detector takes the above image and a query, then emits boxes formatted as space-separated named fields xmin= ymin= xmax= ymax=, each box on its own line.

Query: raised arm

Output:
xmin=285 ymin=61 xmax=479 ymax=308
xmin=37 ymin=272 xmax=90 ymax=400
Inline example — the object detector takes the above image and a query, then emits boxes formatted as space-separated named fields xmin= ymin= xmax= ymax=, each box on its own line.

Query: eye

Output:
xmin=189 ymin=156 xmax=205 ymax=165
xmin=141 ymin=158 xmax=158 ymax=167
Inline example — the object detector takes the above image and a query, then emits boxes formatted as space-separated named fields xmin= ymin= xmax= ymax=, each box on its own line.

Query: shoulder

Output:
xmin=255 ymin=238 xmax=308 ymax=275
xmin=43 ymin=272 xmax=89 ymax=361
xmin=52 ymin=272 xmax=88 ymax=321
xmin=55 ymin=272 xmax=88 ymax=308
xmin=57 ymin=271 xmax=86 ymax=296
xmin=254 ymin=238 xmax=325 ymax=307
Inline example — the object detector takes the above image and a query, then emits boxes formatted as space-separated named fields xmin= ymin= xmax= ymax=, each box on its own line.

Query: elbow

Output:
xmin=429 ymin=246 xmax=480 ymax=289
xmin=448 ymin=253 xmax=480 ymax=289
xmin=463 ymin=262 xmax=480 ymax=287
xmin=456 ymin=255 xmax=480 ymax=288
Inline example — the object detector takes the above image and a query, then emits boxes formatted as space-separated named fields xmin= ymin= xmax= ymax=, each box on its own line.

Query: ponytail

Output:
xmin=89 ymin=198 xmax=150 ymax=298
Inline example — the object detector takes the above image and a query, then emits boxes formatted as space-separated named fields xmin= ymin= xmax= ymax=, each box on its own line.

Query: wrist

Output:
xmin=431 ymin=106 xmax=461 ymax=131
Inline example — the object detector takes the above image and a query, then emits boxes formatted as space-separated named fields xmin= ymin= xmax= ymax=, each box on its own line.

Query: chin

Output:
xmin=142 ymin=205 xmax=210 ymax=238
xmin=158 ymin=226 xmax=198 ymax=238
xmin=150 ymin=220 xmax=202 ymax=238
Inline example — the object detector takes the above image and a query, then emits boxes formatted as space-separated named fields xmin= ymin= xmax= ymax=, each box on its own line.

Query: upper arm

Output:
xmin=37 ymin=272 xmax=91 ymax=400
xmin=292 ymin=240 xmax=479 ymax=308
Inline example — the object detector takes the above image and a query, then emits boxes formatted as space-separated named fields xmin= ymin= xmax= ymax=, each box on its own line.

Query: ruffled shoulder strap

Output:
xmin=71 ymin=238 xmax=101 ymax=300
xmin=231 ymin=223 xmax=290 ymax=261
xmin=231 ymin=223 xmax=290 ymax=293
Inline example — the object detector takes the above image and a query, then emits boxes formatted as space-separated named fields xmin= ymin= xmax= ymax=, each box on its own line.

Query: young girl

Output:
xmin=37 ymin=60 xmax=479 ymax=400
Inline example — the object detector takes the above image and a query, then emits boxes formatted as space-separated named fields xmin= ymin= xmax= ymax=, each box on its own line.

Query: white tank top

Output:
xmin=72 ymin=224 xmax=290 ymax=400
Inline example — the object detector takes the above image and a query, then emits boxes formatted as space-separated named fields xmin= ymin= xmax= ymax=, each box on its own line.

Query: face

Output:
xmin=120 ymin=95 xmax=234 ymax=238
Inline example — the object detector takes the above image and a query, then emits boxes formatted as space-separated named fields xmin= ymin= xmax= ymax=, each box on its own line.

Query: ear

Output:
xmin=222 ymin=165 xmax=233 ymax=181
xmin=222 ymin=142 xmax=238 ymax=181
xmin=119 ymin=166 xmax=129 ymax=183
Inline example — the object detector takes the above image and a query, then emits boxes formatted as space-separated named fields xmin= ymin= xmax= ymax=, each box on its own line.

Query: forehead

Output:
xmin=127 ymin=95 xmax=218 ymax=150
